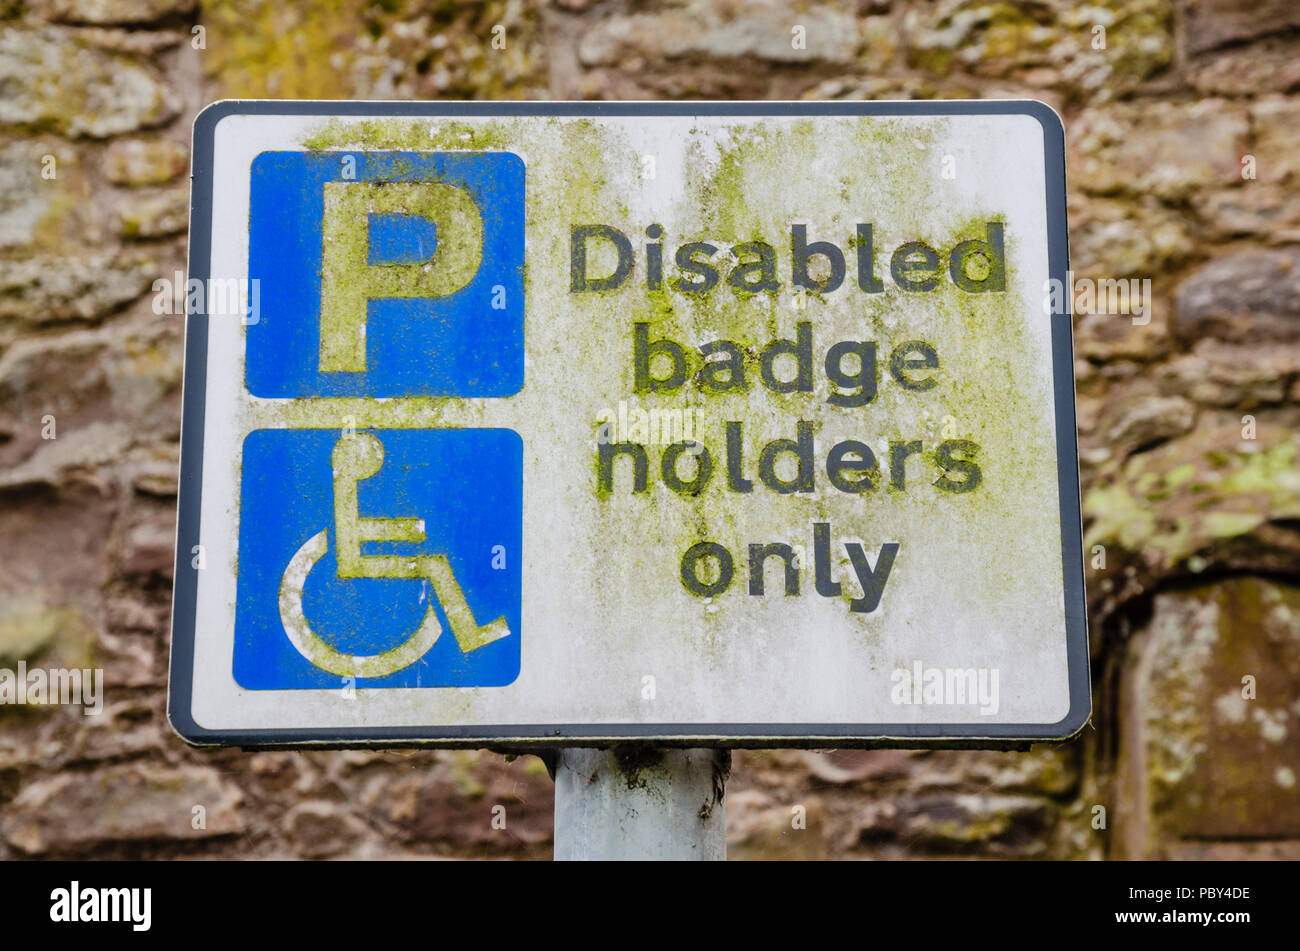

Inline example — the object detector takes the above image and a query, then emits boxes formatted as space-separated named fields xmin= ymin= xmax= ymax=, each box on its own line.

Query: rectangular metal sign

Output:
xmin=168 ymin=101 xmax=1088 ymax=747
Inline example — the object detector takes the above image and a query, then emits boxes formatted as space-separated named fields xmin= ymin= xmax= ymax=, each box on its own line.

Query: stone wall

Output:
xmin=1 ymin=0 xmax=1297 ymax=859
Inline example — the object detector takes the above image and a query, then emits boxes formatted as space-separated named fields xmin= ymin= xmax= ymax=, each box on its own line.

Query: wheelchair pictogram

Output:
xmin=278 ymin=432 xmax=510 ymax=679
xmin=233 ymin=427 xmax=522 ymax=691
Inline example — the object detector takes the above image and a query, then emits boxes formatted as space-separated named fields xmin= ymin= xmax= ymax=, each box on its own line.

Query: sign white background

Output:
xmin=180 ymin=107 xmax=1079 ymax=739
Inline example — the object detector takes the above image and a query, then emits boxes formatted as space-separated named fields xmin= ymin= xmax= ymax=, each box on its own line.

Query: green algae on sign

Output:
xmin=290 ymin=112 xmax=1061 ymax=642
xmin=303 ymin=118 xmax=519 ymax=152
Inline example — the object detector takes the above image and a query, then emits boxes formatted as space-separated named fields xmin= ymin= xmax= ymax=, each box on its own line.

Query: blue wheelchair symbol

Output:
xmin=234 ymin=428 xmax=522 ymax=690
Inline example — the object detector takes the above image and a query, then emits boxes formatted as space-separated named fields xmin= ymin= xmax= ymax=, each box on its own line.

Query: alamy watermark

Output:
xmin=152 ymin=270 xmax=261 ymax=324
xmin=50 ymin=882 xmax=150 ymax=931
xmin=595 ymin=399 xmax=705 ymax=451
xmin=0 ymin=662 xmax=103 ymax=715
xmin=1044 ymin=270 xmax=1151 ymax=325
xmin=890 ymin=660 xmax=999 ymax=715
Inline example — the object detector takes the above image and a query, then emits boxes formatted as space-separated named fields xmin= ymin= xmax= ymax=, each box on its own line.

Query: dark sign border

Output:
xmin=168 ymin=99 xmax=1089 ymax=749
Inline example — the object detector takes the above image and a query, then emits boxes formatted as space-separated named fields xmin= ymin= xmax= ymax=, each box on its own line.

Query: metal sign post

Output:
xmin=553 ymin=748 xmax=730 ymax=860
xmin=169 ymin=101 xmax=1084 ymax=860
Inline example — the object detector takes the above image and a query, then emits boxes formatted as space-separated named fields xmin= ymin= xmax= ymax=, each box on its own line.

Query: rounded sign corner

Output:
xmin=165 ymin=693 xmax=217 ymax=748
xmin=1011 ymin=98 xmax=1066 ymax=144
xmin=193 ymin=99 xmax=246 ymax=142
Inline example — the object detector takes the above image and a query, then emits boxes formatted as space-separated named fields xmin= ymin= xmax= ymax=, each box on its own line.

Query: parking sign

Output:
xmin=168 ymin=101 xmax=1088 ymax=747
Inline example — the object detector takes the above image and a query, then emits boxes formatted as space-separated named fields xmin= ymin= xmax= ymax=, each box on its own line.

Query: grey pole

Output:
xmin=553 ymin=747 xmax=730 ymax=860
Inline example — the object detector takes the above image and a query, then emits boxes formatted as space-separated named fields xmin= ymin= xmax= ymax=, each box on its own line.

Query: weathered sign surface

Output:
xmin=168 ymin=101 xmax=1088 ymax=746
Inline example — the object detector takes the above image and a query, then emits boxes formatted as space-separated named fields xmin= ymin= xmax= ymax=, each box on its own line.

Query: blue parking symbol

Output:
xmin=246 ymin=151 xmax=524 ymax=398
xmin=233 ymin=428 xmax=522 ymax=690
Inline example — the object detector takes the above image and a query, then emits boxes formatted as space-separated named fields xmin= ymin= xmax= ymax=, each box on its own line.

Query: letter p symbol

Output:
xmin=319 ymin=182 xmax=483 ymax=373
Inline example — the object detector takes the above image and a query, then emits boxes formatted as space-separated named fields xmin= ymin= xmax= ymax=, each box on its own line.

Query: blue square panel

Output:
xmin=233 ymin=428 xmax=522 ymax=690
xmin=247 ymin=151 xmax=524 ymax=398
